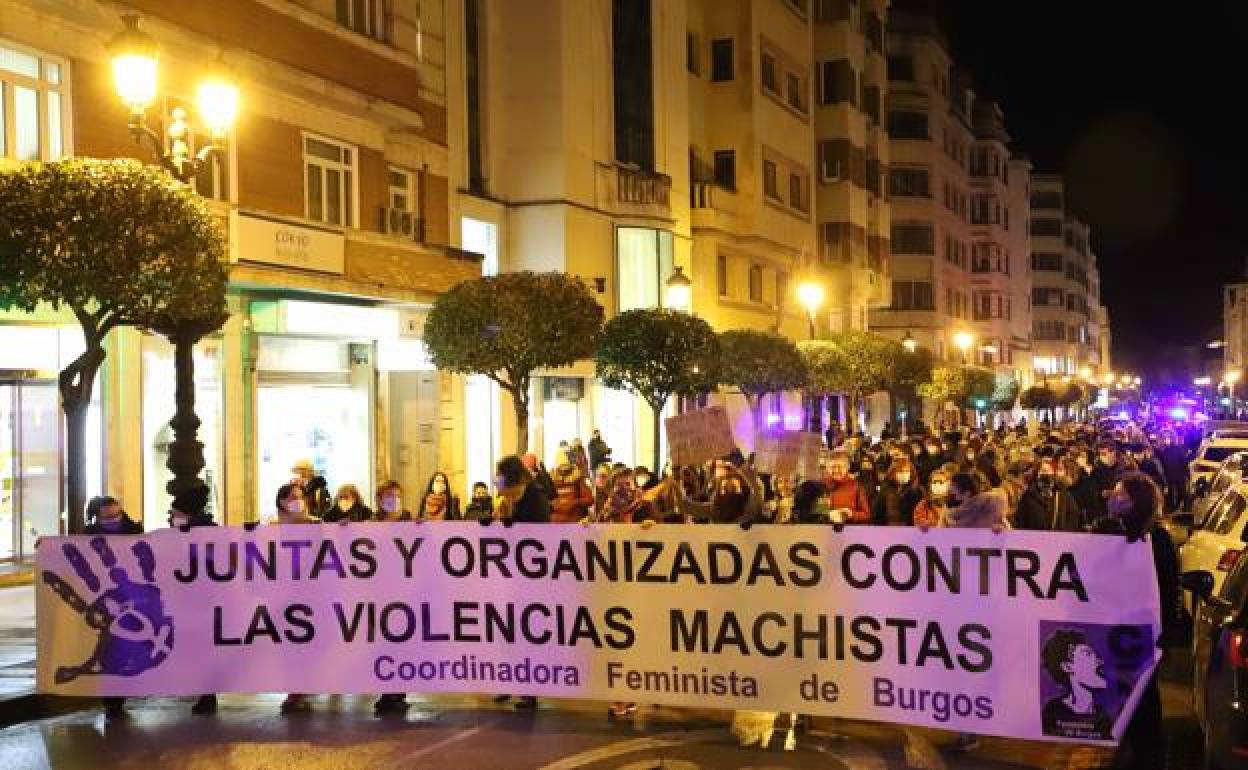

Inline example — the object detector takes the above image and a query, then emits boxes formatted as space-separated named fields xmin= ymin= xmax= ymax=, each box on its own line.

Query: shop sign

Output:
xmin=238 ymin=214 xmax=344 ymax=274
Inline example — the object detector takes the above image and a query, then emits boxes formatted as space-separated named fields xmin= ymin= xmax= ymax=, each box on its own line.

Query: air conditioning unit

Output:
xmin=380 ymin=207 xmax=424 ymax=242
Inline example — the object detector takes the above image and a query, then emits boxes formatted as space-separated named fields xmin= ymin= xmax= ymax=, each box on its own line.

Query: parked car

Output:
xmin=1191 ymin=438 xmax=1248 ymax=491
xmin=1180 ymin=483 xmax=1248 ymax=613
xmin=1183 ymin=563 xmax=1248 ymax=769
xmin=1194 ymin=453 xmax=1248 ymax=528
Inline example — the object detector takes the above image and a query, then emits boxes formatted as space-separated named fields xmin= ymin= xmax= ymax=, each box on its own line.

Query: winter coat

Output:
xmin=872 ymin=481 xmax=923 ymax=526
xmin=497 ymin=482 xmax=552 ymax=523
xmin=944 ymin=488 xmax=1009 ymax=530
xmin=372 ymin=510 xmax=413 ymax=522
xmin=84 ymin=516 xmax=143 ymax=535
xmin=912 ymin=497 xmax=946 ymax=529
xmin=1136 ymin=457 xmax=1168 ymax=492
xmin=464 ymin=498 xmax=494 ymax=522
xmin=1159 ymin=445 xmax=1190 ymax=487
xmin=1014 ymin=484 xmax=1087 ymax=533
xmin=1091 ymin=457 xmax=1136 ymax=516
xmin=419 ymin=493 xmax=461 ymax=520
xmin=823 ymin=477 xmax=871 ymax=524
xmin=550 ymin=467 xmax=594 ymax=523
xmin=1070 ymin=473 xmax=1099 ymax=520
xmin=588 ymin=437 xmax=610 ymax=469
xmin=322 ymin=501 xmax=374 ymax=523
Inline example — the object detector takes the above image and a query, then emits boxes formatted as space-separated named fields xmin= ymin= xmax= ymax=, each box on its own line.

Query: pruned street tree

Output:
xmin=717 ymin=329 xmax=807 ymax=437
xmin=920 ymin=364 xmax=995 ymax=425
xmin=891 ymin=345 xmax=935 ymax=430
xmin=812 ymin=330 xmax=904 ymax=433
xmin=595 ymin=309 xmax=719 ymax=472
xmin=1020 ymin=384 xmax=1059 ymax=423
xmin=423 ymin=271 xmax=604 ymax=455
xmin=0 ymin=158 xmax=228 ymax=532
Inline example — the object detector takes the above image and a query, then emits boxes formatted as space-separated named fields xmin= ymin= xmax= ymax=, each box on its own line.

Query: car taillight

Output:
xmin=1220 ymin=550 xmax=1243 ymax=571
xmin=1230 ymin=630 xmax=1248 ymax=670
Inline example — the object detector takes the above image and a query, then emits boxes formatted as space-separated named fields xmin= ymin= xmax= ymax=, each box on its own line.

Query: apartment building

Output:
xmin=1028 ymin=173 xmax=1105 ymax=380
xmin=1224 ymin=281 xmax=1248 ymax=375
xmin=445 ymin=0 xmax=892 ymax=470
xmin=0 ymin=1 xmax=476 ymax=555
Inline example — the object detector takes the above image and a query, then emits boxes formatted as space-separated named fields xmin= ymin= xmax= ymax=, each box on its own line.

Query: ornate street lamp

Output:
xmin=953 ymin=330 xmax=973 ymax=365
xmin=664 ymin=265 xmax=693 ymax=314
xmin=902 ymin=330 xmax=917 ymax=353
xmin=109 ymin=13 xmax=239 ymax=504
xmin=797 ymin=280 xmax=825 ymax=340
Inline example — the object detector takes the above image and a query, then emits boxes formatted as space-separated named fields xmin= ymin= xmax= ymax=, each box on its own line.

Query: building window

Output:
xmin=814 ymin=0 xmax=851 ymax=23
xmin=465 ymin=0 xmax=485 ymax=194
xmin=686 ymin=32 xmax=700 ymax=75
xmin=749 ymin=264 xmax=763 ymax=303
xmin=761 ymin=51 xmax=778 ymax=94
xmin=786 ymin=72 xmax=805 ymax=113
xmin=1031 ymin=252 xmax=1063 ymax=271
xmin=776 ymin=271 xmax=789 ymax=309
xmin=886 ymin=55 xmax=913 ymax=81
xmin=818 ymin=60 xmax=856 ymax=105
xmin=892 ymin=281 xmax=934 ymax=311
xmin=788 ymin=172 xmax=808 ymax=212
xmin=388 ymin=167 xmax=415 ymax=212
xmin=888 ymin=110 xmax=929 ymax=140
xmin=383 ymin=166 xmax=419 ymax=237
xmin=1031 ymin=217 xmax=1063 ymax=236
xmin=717 ymin=254 xmax=728 ymax=296
xmin=763 ymin=160 xmax=779 ymax=200
xmin=711 ymin=38 xmax=734 ymax=82
xmin=303 ymin=134 xmax=357 ymax=227
xmin=0 ymin=40 xmax=68 ymax=162
xmin=783 ymin=0 xmax=809 ymax=19
xmin=862 ymin=85 xmax=880 ymax=123
xmin=818 ymin=140 xmax=846 ymax=182
xmin=712 ymin=150 xmax=736 ymax=190
xmin=335 ymin=0 xmax=388 ymax=41
xmin=1031 ymin=287 xmax=1064 ymax=307
xmin=891 ymin=222 xmax=935 ymax=255
xmin=613 ymin=0 xmax=655 ymax=171
xmin=888 ymin=167 xmax=930 ymax=197
xmin=864 ymin=12 xmax=884 ymax=51
xmin=617 ymin=227 xmax=674 ymax=312
xmin=1030 ymin=190 xmax=1063 ymax=209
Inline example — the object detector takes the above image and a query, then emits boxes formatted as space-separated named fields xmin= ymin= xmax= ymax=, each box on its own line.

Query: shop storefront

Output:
xmin=0 ymin=324 xmax=102 ymax=561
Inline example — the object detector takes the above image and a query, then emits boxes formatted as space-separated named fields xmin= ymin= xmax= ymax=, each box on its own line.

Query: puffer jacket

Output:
xmin=550 ymin=466 xmax=594 ymax=523
xmin=944 ymin=488 xmax=1009 ymax=530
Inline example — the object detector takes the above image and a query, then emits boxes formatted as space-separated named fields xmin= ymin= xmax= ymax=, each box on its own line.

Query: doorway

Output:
xmin=0 ymin=379 xmax=63 ymax=561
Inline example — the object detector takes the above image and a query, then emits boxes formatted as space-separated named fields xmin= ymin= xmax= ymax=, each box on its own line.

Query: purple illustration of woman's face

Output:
xmin=1065 ymin=643 xmax=1107 ymax=690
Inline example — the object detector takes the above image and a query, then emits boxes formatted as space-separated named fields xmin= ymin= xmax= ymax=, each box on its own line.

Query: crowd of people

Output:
xmin=80 ymin=417 xmax=1190 ymax=767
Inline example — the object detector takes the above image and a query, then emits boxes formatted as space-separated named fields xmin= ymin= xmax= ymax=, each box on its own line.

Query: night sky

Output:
xmin=898 ymin=0 xmax=1248 ymax=381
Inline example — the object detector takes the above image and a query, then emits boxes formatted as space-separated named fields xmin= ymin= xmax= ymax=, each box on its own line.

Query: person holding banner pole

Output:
xmin=822 ymin=451 xmax=870 ymax=525
xmin=81 ymin=495 xmax=142 ymax=720
xmin=168 ymin=485 xmax=222 ymax=716
xmin=371 ymin=480 xmax=416 ymax=714
xmin=270 ymin=483 xmax=321 ymax=714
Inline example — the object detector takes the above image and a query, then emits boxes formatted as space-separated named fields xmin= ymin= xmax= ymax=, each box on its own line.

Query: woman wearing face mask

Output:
xmin=463 ymin=482 xmax=494 ymax=522
xmin=768 ymin=474 xmax=798 ymax=524
xmin=375 ymin=481 xmax=412 ymax=522
xmin=166 ymin=485 xmax=220 ymax=715
xmin=913 ymin=468 xmax=952 ymax=529
xmin=418 ymin=472 xmax=461 ymax=520
xmin=1015 ymin=459 xmax=1086 ymax=532
xmin=550 ymin=451 xmax=594 ymax=524
xmin=272 ymin=484 xmax=319 ymax=714
xmin=872 ymin=458 xmax=923 ymax=526
xmin=822 ymin=452 xmax=871 ymax=525
xmin=323 ymin=484 xmax=373 ymax=523
xmin=83 ymin=496 xmax=142 ymax=720
xmin=855 ymin=452 xmax=882 ymax=509
xmin=1091 ymin=473 xmax=1180 ymax=769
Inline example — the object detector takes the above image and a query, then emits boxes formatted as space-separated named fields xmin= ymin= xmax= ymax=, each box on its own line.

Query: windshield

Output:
xmin=1203 ymin=446 xmax=1242 ymax=463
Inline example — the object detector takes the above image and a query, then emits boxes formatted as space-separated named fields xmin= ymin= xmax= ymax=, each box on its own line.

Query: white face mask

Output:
xmin=381 ymin=496 xmax=400 ymax=514
xmin=931 ymin=482 xmax=949 ymax=497
xmin=283 ymin=499 xmax=305 ymax=515
xmin=895 ymin=472 xmax=912 ymax=485
xmin=432 ymin=481 xmax=447 ymax=495
xmin=338 ymin=499 xmax=354 ymax=512
xmin=170 ymin=512 xmax=189 ymax=528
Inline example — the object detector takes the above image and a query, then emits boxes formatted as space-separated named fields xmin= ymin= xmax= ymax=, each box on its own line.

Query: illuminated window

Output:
xmin=0 ymin=39 xmax=68 ymax=161
xmin=335 ymin=0 xmax=388 ymax=42
xmin=303 ymin=134 xmax=357 ymax=227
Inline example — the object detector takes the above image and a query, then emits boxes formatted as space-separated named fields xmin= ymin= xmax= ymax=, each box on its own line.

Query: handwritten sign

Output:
xmin=754 ymin=431 xmax=824 ymax=478
xmin=665 ymin=407 xmax=736 ymax=466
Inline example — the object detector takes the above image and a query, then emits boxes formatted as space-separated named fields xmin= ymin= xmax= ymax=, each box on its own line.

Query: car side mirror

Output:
xmin=1181 ymin=570 xmax=1215 ymax=602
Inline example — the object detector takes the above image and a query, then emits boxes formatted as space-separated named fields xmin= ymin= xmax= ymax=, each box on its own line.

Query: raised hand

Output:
xmin=42 ymin=537 xmax=174 ymax=684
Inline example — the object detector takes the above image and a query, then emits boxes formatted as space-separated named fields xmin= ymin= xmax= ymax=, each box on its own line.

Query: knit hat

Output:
xmin=171 ymin=485 xmax=210 ymax=516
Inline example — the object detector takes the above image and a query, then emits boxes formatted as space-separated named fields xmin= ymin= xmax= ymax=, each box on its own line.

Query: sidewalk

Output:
xmin=0 ymin=584 xmax=35 ymax=700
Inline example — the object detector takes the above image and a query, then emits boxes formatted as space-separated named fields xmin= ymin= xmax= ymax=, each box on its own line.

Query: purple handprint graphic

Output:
xmin=42 ymin=537 xmax=174 ymax=683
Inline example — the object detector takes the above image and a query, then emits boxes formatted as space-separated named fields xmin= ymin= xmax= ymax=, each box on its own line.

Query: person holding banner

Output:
xmin=494 ymin=455 xmax=552 ymax=524
xmin=167 ymin=485 xmax=222 ymax=716
xmin=872 ymin=458 xmax=924 ymax=526
xmin=550 ymin=451 xmax=594 ymax=523
xmin=270 ymin=483 xmax=320 ymax=714
xmin=1093 ymin=473 xmax=1180 ymax=769
xmin=463 ymin=481 xmax=494 ymax=522
xmin=912 ymin=466 xmax=954 ymax=529
xmin=418 ymin=472 xmax=461 ymax=520
xmin=82 ymin=495 xmax=142 ymax=719
xmin=324 ymin=484 xmax=373 ymax=523
xmin=822 ymin=451 xmax=870 ymax=525
xmin=375 ymin=481 xmax=413 ymax=522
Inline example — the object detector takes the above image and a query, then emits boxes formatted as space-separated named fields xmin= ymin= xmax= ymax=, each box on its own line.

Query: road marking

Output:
xmin=397 ymin=722 xmax=490 ymax=761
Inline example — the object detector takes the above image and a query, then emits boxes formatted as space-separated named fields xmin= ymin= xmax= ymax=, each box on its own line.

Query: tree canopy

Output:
xmin=595 ymin=309 xmax=719 ymax=470
xmin=423 ymin=271 xmax=603 ymax=453
xmin=717 ymin=329 xmax=807 ymax=433
xmin=991 ymin=372 xmax=1021 ymax=411
xmin=0 ymin=158 xmax=228 ymax=530
xmin=920 ymin=364 xmax=995 ymax=407
xmin=1020 ymin=385 xmax=1058 ymax=411
xmin=815 ymin=329 xmax=903 ymax=399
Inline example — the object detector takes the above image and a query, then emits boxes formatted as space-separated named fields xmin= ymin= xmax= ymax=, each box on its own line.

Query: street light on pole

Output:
xmin=109 ymin=13 xmax=239 ymax=504
xmin=664 ymin=265 xmax=693 ymax=314
xmin=1226 ymin=369 xmax=1242 ymax=416
xmin=902 ymin=329 xmax=917 ymax=353
xmin=953 ymin=330 xmax=973 ymax=365
xmin=797 ymin=280 xmax=825 ymax=340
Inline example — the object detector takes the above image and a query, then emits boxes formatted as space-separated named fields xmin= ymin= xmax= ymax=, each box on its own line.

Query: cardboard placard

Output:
xmin=664 ymin=406 xmax=736 ymax=467
xmin=754 ymin=431 xmax=824 ymax=479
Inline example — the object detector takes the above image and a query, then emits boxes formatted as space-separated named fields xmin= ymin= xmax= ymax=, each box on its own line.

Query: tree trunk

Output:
xmin=59 ymin=344 xmax=106 ymax=534
xmin=165 ymin=331 xmax=206 ymax=501
xmin=746 ymin=394 xmax=764 ymax=439
xmin=651 ymin=401 xmax=663 ymax=475
xmin=513 ymin=393 xmax=530 ymax=456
